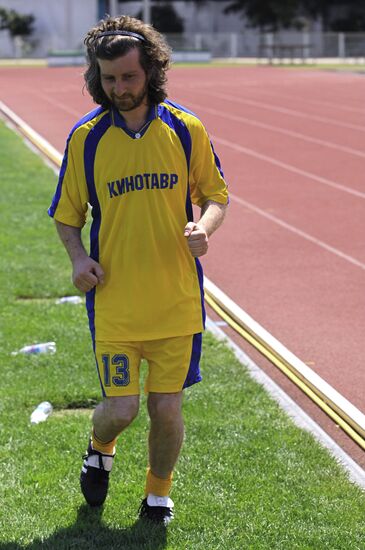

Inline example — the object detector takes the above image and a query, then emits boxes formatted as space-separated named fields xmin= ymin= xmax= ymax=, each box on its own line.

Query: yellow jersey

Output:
xmin=48 ymin=100 xmax=228 ymax=342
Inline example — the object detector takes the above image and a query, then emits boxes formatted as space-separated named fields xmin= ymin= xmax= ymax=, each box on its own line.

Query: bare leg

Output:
xmin=147 ymin=392 xmax=184 ymax=479
xmin=92 ymin=395 xmax=140 ymax=442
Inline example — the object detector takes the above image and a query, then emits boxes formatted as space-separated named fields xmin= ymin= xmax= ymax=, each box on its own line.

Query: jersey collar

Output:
xmin=110 ymin=104 xmax=158 ymax=139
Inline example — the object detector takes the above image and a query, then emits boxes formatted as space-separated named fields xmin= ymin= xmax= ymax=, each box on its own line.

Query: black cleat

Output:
xmin=138 ymin=495 xmax=174 ymax=525
xmin=80 ymin=440 xmax=115 ymax=507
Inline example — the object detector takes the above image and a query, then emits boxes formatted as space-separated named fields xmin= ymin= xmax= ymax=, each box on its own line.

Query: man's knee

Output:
xmin=95 ymin=395 xmax=139 ymax=431
xmin=147 ymin=392 xmax=183 ymax=424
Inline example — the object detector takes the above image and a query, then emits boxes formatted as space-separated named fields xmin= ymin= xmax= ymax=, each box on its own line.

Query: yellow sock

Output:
xmin=145 ymin=467 xmax=173 ymax=497
xmin=91 ymin=429 xmax=116 ymax=455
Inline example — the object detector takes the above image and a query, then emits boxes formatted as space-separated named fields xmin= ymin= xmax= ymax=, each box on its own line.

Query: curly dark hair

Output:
xmin=84 ymin=15 xmax=171 ymax=108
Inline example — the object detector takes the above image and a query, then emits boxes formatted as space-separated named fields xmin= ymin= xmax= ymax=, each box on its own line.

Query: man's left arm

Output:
xmin=184 ymin=200 xmax=228 ymax=258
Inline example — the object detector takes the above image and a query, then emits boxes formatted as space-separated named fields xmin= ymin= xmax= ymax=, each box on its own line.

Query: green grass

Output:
xmin=0 ymin=119 xmax=365 ymax=549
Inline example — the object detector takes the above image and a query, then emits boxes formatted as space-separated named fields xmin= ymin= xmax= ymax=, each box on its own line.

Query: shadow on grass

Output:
xmin=0 ymin=504 xmax=168 ymax=550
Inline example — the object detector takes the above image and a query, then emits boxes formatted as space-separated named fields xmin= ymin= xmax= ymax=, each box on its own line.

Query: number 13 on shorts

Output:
xmin=102 ymin=354 xmax=130 ymax=387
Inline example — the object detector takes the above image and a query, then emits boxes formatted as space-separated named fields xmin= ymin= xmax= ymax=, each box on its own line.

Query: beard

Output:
xmin=111 ymin=86 xmax=148 ymax=112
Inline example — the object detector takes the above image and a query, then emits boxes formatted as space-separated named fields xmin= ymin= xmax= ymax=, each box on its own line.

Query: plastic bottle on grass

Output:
xmin=30 ymin=402 xmax=53 ymax=424
xmin=56 ymin=296 xmax=83 ymax=304
xmin=11 ymin=342 xmax=56 ymax=356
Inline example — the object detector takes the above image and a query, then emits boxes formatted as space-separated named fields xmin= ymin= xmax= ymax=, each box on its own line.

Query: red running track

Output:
xmin=1 ymin=65 xmax=364 ymax=466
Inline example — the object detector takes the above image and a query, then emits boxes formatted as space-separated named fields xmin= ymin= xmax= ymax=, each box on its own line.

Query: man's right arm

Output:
xmin=55 ymin=220 xmax=104 ymax=293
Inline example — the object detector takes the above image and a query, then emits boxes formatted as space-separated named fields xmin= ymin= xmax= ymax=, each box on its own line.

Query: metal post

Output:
xmin=302 ymin=31 xmax=310 ymax=62
xmin=265 ymin=32 xmax=274 ymax=64
xmin=230 ymin=33 xmax=238 ymax=58
xmin=109 ymin=0 xmax=118 ymax=17
xmin=338 ymin=33 xmax=345 ymax=59
xmin=143 ymin=0 xmax=151 ymax=24
xmin=194 ymin=33 xmax=202 ymax=51
xmin=65 ymin=0 xmax=72 ymax=50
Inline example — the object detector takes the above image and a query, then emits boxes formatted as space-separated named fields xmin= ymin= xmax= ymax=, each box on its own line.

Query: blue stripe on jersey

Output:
xmin=47 ymin=106 xmax=106 ymax=218
xmin=83 ymin=111 xmax=111 ymax=345
xmin=183 ymin=332 xmax=203 ymax=388
xmin=185 ymin=172 xmax=205 ymax=331
xmin=210 ymin=141 xmax=225 ymax=179
xmin=185 ymin=177 xmax=193 ymax=223
xmin=195 ymin=257 xmax=206 ymax=328
xmin=48 ymin=147 xmax=69 ymax=217
xmin=164 ymin=99 xmax=225 ymax=181
xmin=84 ymin=111 xmax=110 ymax=260
xmin=159 ymin=103 xmax=193 ymax=222
xmin=160 ymin=103 xmax=206 ymax=333
xmin=158 ymin=104 xmax=192 ymax=172
xmin=164 ymin=99 xmax=198 ymax=118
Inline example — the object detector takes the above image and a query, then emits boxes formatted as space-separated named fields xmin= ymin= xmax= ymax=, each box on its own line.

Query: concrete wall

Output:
xmin=0 ymin=0 xmax=247 ymax=58
xmin=0 ymin=0 xmax=98 ymax=57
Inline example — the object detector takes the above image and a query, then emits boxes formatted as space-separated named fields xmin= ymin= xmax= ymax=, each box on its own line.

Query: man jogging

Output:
xmin=48 ymin=14 xmax=228 ymax=525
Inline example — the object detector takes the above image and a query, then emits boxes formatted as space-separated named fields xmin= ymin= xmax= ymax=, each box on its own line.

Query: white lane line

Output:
xmin=206 ymin=318 xmax=365 ymax=490
xmin=186 ymin=100 xmax=365 ymax=160
xmin=175 ymin=84 xmax=365 ymax=133
xmin=251 ymin=87 xmax=365 ymax=117
xmin=212 ymin=135 xmax=365 ymax=200
xmin=229 ymin=192 xmax=365 ymax=271
xmin=210 ymin=91 xmax=365 ymax=133
xmin=30 ymin=90 xmax=81 ymax=118
xmin=192 ymin=77 xmax=365 ymax=116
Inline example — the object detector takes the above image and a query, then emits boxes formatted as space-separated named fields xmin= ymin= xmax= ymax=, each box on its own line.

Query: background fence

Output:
xmin=165 ymin=32 xmax=365 ymax=60
xmin=1 ymin=30 xmax=365 ymax=60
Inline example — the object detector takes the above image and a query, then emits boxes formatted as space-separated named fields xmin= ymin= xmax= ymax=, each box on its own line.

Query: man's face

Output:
xmin=98 ymin=47 xmax=148 ymax=112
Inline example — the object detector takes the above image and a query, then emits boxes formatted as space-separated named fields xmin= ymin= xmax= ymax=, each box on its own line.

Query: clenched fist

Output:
xmin=184 ymin=222 xmax=208 ymax=257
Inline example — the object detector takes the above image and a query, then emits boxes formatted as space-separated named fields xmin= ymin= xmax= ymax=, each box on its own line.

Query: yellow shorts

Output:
xmin=94 ymin=333 xmax=202 ymax=397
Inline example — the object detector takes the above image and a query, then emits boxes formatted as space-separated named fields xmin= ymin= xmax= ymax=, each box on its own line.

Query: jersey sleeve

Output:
xmin=189 ymin=120 xmax=229 ymax=207
xmin=48 ymin=129 xmax=89 ymax=227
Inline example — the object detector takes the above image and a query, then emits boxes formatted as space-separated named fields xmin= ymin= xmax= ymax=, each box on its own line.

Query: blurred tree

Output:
xmin=223 ymin=0 xmax=303 ymax=31
xmin=221 ymin=0 xmax=365 ymax=31
xmin=0 ymin=7 xmax=35 ymax=57
xmin=304 ymin=0 xmax=365 ymax=31
xmin=299 ymin=0 xmax=332 ymax=30
xmin=330 ymin=10 xmax=365 ymax=32
xmin=189 ymin=0 xmax=208 ymax=6
xmin=0 ymin=8 xmax=8 ymax=30
xmin=0 ymin=7 xmax=34 ymax=37
xmin=137 ymin=2 xmax=184 ymax=33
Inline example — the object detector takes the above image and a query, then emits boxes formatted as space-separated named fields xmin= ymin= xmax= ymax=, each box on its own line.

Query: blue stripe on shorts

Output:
xmin=183 ymin=333 xmax=203 ymax=389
